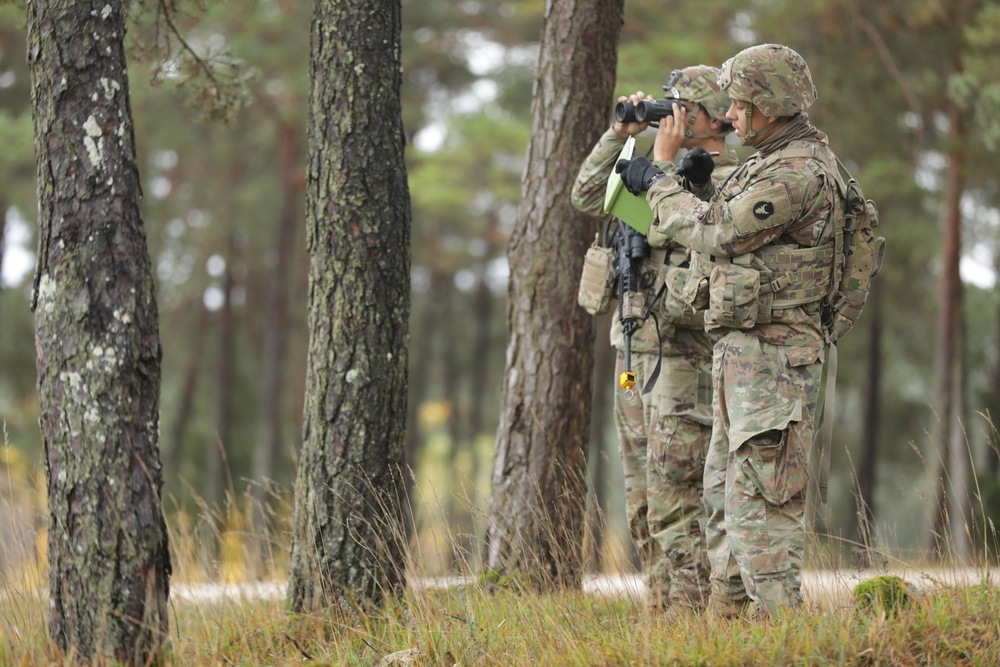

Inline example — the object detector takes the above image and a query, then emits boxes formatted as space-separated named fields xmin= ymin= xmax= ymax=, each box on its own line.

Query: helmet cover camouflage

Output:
xmin=718 ymin=44 xmax=817 ymax=116
xmin=662 ymin=65 xmax=731 ymax=123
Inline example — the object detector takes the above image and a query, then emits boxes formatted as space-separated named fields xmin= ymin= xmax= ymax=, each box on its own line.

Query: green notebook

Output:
xmin=603 ymin=136 xmax=654 ymax=235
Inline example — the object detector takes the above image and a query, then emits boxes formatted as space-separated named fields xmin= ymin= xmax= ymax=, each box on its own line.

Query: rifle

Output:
xmin=612 ymin=219 xmax=650 ymax=394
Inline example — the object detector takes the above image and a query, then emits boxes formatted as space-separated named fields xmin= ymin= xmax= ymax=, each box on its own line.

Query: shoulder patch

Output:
xmin=753 ymin=201 xmax=775 ymax=219
xmin=728 ymin=180 xmax=794 ymax=238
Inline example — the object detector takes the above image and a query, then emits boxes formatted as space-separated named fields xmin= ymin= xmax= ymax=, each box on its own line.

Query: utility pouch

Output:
xmin=577 ymin=236 xmax=614 ymax=315
xmin=658 ymin=265 xmax=706 ymax=329
xmin=705 ymin=261 xmax=760 ymax=331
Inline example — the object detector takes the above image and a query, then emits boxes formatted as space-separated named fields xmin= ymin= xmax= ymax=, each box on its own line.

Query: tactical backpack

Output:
xmin=824 ymin=161 xmax=886 ymax=341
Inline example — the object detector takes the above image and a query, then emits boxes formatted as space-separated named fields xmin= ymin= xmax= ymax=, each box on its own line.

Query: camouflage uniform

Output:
xmin=572 ymin=66 xmax=739 ymax=608
xmin=638 ymin=45 xmax=845 ymax=617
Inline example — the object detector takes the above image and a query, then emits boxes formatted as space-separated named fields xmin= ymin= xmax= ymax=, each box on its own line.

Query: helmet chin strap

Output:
xmin=739 ymin=104 xmax=757 ymax=146
xmin=683 ymin=106 xmax=729 ymax=142
xmin=739 ymin=104 xmax=781 ymax=146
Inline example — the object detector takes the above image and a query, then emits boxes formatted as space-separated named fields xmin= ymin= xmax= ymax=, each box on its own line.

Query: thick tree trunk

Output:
xmin=288 ymin=0 xmax=411 ymax=612
xmin=485 ymin=0 xmax=623 ymax=589
xmin=26 ymin=1 xmax=170 ymax=662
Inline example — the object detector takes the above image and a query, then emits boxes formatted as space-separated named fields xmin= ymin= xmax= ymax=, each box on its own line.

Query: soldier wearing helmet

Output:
xmin=718 ymin=43 xmax=819 ymax=145
xmin=614 ymin=44 xmax=849 ymax=618
xmin=571 ymin=65 xmax=739 ymax=611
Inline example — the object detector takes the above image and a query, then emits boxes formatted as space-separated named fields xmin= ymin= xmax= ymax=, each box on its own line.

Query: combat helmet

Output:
xmin=718 ymin=43 xmax=817 ymax=117
xmin=661 ymin=65 xmax=733 ymax=139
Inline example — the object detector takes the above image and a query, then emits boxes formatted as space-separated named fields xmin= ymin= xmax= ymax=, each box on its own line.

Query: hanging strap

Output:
xmin=813 ymin=342 xmax=838 ymax=505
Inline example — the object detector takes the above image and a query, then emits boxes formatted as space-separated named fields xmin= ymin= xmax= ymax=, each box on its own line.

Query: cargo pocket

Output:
xmin=738 ymin=429 xmax=807 ymax=506
xmin=652 ymin=356 xmax=712 ymax=426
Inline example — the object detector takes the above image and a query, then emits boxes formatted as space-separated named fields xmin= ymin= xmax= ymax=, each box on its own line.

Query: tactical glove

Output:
xmin=676 ymin=146 xmax=715 ymax=186
xmin=615 ymin=157 xmax=665 ymax=196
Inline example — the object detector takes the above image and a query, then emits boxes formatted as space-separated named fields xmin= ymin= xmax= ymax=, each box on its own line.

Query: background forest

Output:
xmin=2 ymin=0 xmax=1000 ymax=581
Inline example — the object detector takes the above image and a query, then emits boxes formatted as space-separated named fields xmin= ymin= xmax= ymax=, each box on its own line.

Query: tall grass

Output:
xmin=2 ymin=421 xmax=1000 ymax=665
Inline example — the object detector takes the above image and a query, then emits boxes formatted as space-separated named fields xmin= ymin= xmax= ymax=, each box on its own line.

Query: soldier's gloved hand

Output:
xmin=676 ymin=146 xmax=715 ymax=186
xmin=615 ymin=157 xmax=665 ymax=196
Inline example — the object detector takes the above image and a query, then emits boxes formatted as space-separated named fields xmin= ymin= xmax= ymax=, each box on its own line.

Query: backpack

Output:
xmin=824 ymin=164 xmax=886 ymax=342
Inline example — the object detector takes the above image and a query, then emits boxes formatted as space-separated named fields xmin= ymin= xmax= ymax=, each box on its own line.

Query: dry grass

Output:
xmin=3 ymin=425 xmax=1000 ymax=665
xmin=5 ymin=571 xmax=1000 ymax=666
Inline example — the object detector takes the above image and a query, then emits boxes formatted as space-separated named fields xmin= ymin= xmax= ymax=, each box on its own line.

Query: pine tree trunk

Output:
xmin=930 ymin=99 xmax=967 ymax=558
xmin=485 ymin=0 xmax=623 ymax=589
xmin=288 ymin=0 xmax=410 ymax=612
xmin=26 ymin=1 xmax=170 ymax=662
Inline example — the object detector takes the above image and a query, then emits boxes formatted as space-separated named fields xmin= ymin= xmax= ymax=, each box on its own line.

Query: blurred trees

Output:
xmin=25 ymin=0 xmax=170 ymax=661
xmin=1 ymin=0 xmax=999 ymax=579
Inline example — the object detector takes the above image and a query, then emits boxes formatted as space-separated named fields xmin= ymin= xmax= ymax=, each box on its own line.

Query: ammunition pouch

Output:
xmin=703 ymin=243 xmax=836 ymax=331
xmin=706 ymin=255 xmax=760 ymax=331
xmin=646 ymin=247 xmax=704 ymax=330
xmin=578 ymin=236 xmax=615 ymax=315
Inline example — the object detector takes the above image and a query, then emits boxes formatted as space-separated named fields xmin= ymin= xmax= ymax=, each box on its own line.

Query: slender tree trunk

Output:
xmin=987 ymin=269 xmax=1000 ymax=476
xmin=164 ymin=302 xmax=209 ymax=478
xmin=485 ymin=0 xmax=623 ymax=589
xmin=587 ymin=312 xmax=614 ymax=571
xmin=950 ymin=304 xmax=970 ymax=561
xmin=288 ymin=0 xmax=411 ymax=611
xmin=857 ymin=288 xmax=882 ymax=554
xmin=26 ymin=1 xmax=170 ymax=662
xmin=252 ymin=119 xmax=302 ymax=503
xmin=465 ymin=218 xmax=502 ymax=451
xmin=404 ymin=270 xmax=447 ymax=503
xmin=0 ymin=195 xmax=7 ymax=289
xmin=929 ymin=100 xmax=967 ymax=559
xmin=442 ymin=285 xmax=465 ymax=460
xmin=204 ymin=231 xmax=239 ymax=513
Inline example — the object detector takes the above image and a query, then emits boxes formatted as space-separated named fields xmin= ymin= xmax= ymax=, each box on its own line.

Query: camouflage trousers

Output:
xmin=704 ymin=331 xmax=823 ymax=617
xmin=613 ymin=348 xmax=713 ymax=609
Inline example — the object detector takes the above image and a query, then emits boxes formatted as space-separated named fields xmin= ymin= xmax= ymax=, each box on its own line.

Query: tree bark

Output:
xmin=288 ymin=0 xmax=411 ymax=612
xmin=485 ymin=0 xmax=623 ymax=589
xmin=26 ymin=1 xmax=170 ymax=662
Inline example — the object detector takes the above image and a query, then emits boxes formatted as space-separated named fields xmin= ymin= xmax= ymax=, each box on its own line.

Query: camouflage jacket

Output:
xmin=572 ymin=127 xmax=740 ymax=355
xmin=645 ymin=123 xmax=845 ymax=349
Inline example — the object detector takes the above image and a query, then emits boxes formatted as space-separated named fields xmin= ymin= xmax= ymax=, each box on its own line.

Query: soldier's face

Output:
xmin=726 ymin=99 xmax=749 ymax=139
xmin=726 ymin=99 xmax=770 ymax=142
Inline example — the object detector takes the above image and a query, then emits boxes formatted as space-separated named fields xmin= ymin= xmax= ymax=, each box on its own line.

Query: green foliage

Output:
xmin=950 ymin=4 xmax=1000 ymax=149
xmin=853 ymin=575 xmax=913 ymax=615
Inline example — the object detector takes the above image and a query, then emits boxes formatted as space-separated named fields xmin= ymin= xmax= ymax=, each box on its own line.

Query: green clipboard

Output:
xmin=603 ymin=136 xmax=654 ymax=234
